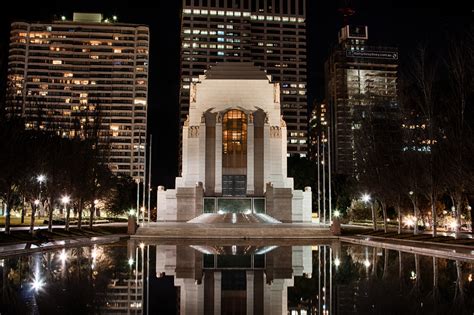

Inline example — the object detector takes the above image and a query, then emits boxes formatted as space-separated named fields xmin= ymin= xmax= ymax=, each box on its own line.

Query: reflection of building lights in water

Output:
xmin=232 ymin=245 xmax=237 ymax=255
xmin=410 ymin=271 xmax=417 ymax=280
xmin=232 ymin=213 xmax=237 ymax=224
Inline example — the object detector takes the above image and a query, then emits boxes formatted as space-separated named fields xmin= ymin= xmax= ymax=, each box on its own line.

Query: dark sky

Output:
xmin=0 ymin=1 xmax=471 ymax=187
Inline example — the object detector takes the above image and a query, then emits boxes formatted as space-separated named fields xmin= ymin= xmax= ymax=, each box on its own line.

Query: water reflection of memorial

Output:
xmin=156 ymin=244 xmax=313 ymax=314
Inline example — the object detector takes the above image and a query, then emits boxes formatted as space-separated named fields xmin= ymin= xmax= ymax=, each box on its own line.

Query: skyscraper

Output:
xmin=180 ymin=0 xmax=308 ymax=161
xmin=6 ymin=13 xmax=149 ymax=180
xmin=325 ymin=25 xmax=399 ymax=176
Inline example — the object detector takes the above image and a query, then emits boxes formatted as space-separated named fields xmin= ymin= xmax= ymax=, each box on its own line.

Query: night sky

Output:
xmin=0 ymin=1 xmax=471 ymax=187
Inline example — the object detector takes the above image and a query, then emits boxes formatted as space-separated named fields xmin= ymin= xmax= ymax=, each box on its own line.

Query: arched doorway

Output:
xmin=222 ymin=109 xmax=247 ymax=196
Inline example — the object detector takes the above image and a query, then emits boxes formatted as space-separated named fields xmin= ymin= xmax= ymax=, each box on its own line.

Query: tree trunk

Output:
xmin=47 ymin=198 xmax=53 ymax=232
xmin=412 ymin=198 xmax=419 ymax=235
xmin=380 ymin=200 xmax=388 ymax=233
xmin=65 ymin=205 xmax=70 ymax=231
xmin=371 ymin=202 xmax=377 ymax=231
xmin=455 ymin=196 xmax=462 ymax=238
xmin=20 ymin=197 xmax=26 ymax=224
xmin=29 ymin=203 xmax=36 ymax=234
xmin=431 ymin=196 xmax=437 ymax=237
xmin=4 ymin=202 xmax=11 ymax=235
xmin=397 ymin=203 xmax=402 ymax=234
xmin=89 ymin=205 xmax=94 ymax=229
xmin=77 ymin=199 xmax=83 ymax=229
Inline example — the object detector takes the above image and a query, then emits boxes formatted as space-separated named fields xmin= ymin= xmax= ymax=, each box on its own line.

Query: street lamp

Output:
xmin=361 ymin=193 xmax=376 ymax=231
xmin=361 ymin=193 xmax=371 ymax=203
xmin=36 ymin=175 xmax=46 ymax=217
xmin=61 ymin=195 xmax=70 ymax=216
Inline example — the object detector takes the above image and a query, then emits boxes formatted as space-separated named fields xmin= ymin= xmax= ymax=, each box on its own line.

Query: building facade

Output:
xmin=6 ymin=13 xmax=149 ymax=179
xmin=180 ymin=0 xmax=308 ymax=160
xmin=157 ymin=63 xmax=311 ymax=223
xmin=325 ymin=25 xmax=399 ymax=176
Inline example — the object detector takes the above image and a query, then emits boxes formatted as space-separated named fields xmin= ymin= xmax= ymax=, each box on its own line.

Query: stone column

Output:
xmin=247 ymin=113 xmax=255 ymax=195
xmin=263 ymin=122 xmax=271 ymax=193
xmin=246 ymin=271 xmax=254 ymax=315
xmin=199 ymin=118 xmax=206 ymax=187
xmin=214 ymin=271 xmax=221 ymax=315
xmin=215 ymin=113 xmax=222 ymax=194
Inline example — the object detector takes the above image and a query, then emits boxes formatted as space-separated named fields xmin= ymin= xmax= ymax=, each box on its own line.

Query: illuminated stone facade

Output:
xmin=157 ymin=63 xmax=311 ymax=222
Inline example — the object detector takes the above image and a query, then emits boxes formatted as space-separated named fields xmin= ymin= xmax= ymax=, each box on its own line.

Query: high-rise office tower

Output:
xmin=6 ymin=13 xmax=149 ymax=180
xmin=180 ymin=0 xmax=308 ymax=161
xmin=325 ymin=25 xmax=399 ymax=176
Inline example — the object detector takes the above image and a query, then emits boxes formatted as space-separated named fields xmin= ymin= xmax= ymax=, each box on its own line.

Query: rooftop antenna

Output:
xmin=338 ymin=0 xmax=356 ymax=26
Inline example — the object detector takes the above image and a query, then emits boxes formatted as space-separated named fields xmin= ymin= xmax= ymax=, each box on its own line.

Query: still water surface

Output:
xmin=0 ymin=240 xmax=473 ymax=314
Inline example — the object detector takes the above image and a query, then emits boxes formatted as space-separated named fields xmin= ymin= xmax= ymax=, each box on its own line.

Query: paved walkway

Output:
xmin=341 ymin=234 xmax=474 ymax=262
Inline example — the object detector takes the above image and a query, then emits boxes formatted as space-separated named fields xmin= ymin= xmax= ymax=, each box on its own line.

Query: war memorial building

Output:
xmin=155 ymin=63 xmax=312 ymax=224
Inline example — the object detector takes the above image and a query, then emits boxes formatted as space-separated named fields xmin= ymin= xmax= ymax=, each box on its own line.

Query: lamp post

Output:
xmin=362 ymin=194 xmax=376 ymax=231
xmin=30 ymin=199 xmax=40 ymax=234
xmin=61 ymin=195 xmax=70 ymax=231
xmin=36 ymin=175 xmax=46 ymax=217
xmin=408 ymin=190 xmax=418 ymax=235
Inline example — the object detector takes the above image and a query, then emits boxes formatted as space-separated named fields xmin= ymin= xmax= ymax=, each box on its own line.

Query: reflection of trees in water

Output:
xmin=0 ymin=243 xmax=128 ymax=314
xmin=289 ymin=245 xmax=474 ymax=314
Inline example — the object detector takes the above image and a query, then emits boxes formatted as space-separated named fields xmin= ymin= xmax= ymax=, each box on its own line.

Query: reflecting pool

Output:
xmin=0 ymin=240 xmax=473 ymax=314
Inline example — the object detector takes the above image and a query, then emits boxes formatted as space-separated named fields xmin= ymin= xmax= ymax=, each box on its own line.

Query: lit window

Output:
xmin=282 ymin=17 xmax=289 ymax=22
xmin=266 ymin=16 xmax=273 ymax=21
xmin=193 ymin=29 xmax=200 ymax=34
xmin=226 ymin=25 xmax=233 ymax=29
xmin=52 ymin=60 xmax=62 ymax=65
xmin=182 ymin=84 xmax=190 ymax=89
xmin=218 ymin=11 xmax=225 ymax=16
xmin=64 ymin=72 xmax=73 ymax=77
xmin=298 ymin=17 xmax=305 ymax=23
xmin=114 ymin=49 xmax=122 ymax=54
xmin=234 ymin=12 xmax=241 ymax=17
xmin=290 ymin=17 xmax=297 ymax=22
xmin=218 ymin=38 xmax=225 ymax=42
xmin=201 ymin=9 xmax=208 ymax=14
xmin=193 ymin=9 xmax=200 ymax=14
xmin=274 ymin=16 xmax=281 ymax=21
xmin=90 ymin=55 xmax=99 ymax=59
xmin=258 ymin=15 xmax=264 ymax=20
xmin=183 ymin=29 xmax=191 ymax=34
xmin=251 ymin=15 xmax=257 ymax=20
xmin=243 ymin=12 xmax=251 ymax=17
xmin=217 ymin=51 xmax=224 ymax=56
xmin=226 ymin=11 xmax=233 ymax=16
xmin=134 ymin=99 xmax=146 ymax=105
xmin=210 ymin=10 xmax=217 ymax=15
